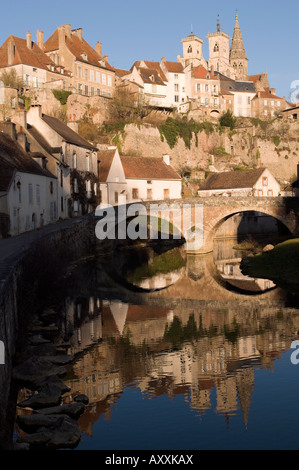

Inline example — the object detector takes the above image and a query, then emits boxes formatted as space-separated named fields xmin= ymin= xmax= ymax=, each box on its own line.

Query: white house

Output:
xmin=129 ymin=61 xmax=167 ymax=108
xmin=160 ymin=58 xmax=187 ymax=109
xmin=99 ymin=147 xmax=182 ymax=205
xmin=216 ymin=72 xmax=256 ymax=117
xmin=198 ymin=168 xmax=281 ymax=197
xmin=0 ymin=131 xmax=57 ymax=237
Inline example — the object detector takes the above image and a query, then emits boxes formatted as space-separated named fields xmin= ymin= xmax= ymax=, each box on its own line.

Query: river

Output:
xmin=13 ymin=230 xmax=299 ymax=451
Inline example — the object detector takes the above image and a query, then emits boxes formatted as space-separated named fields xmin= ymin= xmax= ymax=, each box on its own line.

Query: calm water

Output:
xmin=20 ymin=238 xmax=299 ymax=450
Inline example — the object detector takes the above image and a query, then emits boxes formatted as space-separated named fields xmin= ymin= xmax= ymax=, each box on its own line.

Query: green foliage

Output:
xmin=52 ymin=89 xmax=72 ymax=106
xmin=273 ymin=135 xmax=281 ymax=147
xmin=219 ymin=110 xmax=237 ymax=130
xmin=158 ymin=117 xmax=213 ymax=150
xmin=19 ymin=95 xmax=31 ymax=111
xmin=164 ymin=314 xmax=218 ymax=347
xmin=213 ymin=146 xmax=229 ymax=157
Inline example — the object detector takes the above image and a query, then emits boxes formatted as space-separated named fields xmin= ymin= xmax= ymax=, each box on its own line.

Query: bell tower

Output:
xmin=229 ymin=13 xmax=248 ymax=80
xmin=208 ymin=15 xmax=231 ymax=77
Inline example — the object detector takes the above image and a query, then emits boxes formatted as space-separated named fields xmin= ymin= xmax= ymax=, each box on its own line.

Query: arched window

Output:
xmin=187 ymin=45 xmax=192 ymax=53
xmin=214 ymin=43 xmax=219 ymax=53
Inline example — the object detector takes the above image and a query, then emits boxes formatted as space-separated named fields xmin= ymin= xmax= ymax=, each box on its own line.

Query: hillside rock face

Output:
xmin=119 ymin=120 xmax=299 ymax=182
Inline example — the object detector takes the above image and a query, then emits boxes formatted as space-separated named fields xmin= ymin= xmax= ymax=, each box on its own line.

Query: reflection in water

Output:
xmin=18 ymin=239 xmax=299 ymax=449
xmin=213 ymin=239 xmax=276 ymax=293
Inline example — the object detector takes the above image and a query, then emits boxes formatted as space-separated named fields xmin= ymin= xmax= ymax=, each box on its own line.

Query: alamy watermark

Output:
xmin=290 ymin=80 xmax=299 ymax=104
xmin=290 ymin=341 xmax=299 ymax=365
xmin=95 ymin=203 xmax=204 ymax=251
xmin=0 ymin=340 xmax=4 ymax=365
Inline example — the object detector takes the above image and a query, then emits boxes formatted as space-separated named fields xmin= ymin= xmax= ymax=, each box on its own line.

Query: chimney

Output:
xmin=26 ymin=31 xmax=32 ymax=50
xmin=58 ymin=25 xmax=66 ymax=47
xmin=17 ymin=130 xmax=28 ymax=152
xmin=103 ymin=54 xmax=109 ymax=64
xmin=64 ymin=24 xmax=71 ymax=38
xmin=67 ymin=121 xmax=78 ymax=133
xmin=270 ymin=88 xmax=276 ymax=95
xmin=96 ymin=41 xmax=102 ymax=57
xmin=75 ymin=28 xmax=83 ymax=42
xmin=211 ymin=65 xmax=214 ymax=75
xmin=1 ymin=121 xmax=17 ymax=140
xmin=7 ymin=41 xmax=15 ymax=66
xmin=163 ymin=155 xmax=170 ymax=166
xmin=37 ymin=30 xmax=44 ymax=50
xmin=26 ymin=104 xmax=42 ymax=126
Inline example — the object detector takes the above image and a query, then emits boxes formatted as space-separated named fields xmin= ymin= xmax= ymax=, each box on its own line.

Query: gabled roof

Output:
xmin=98 ymin=149 xmax=116 ymax=182
xmin=0 ymin=132 xmax=55 ymax=191
xmin=253 ymin=90 xmax=285 ymax=101
xmin=199 ymin=168 xmax=267 ymax=191
xmin=137 ymin=67 xmax=166 ymax=86
xmin=41 ymin=114 xmax=98 ymax=150
xmin=120 ymin=156 xmax=181 ymax=180
xmin=162 ymin=61 xmax=184 ymax=74
xmin=113 ymin=68 xmax=131 ymax=78
xmin=44 ymin=29 xmax=114 ymax=72
xmin=193 ymin=65 xmax=217 ymax=80
xmin=218 ymin=77 xmax=256 ymax=94
xmin=0 ymin=35 xmax=57 ymax=71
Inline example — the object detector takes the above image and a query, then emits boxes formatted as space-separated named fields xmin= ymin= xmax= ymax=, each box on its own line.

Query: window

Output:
xmin=78 ymin=83 xmax=82 ymax=94
xmin=214 ymin=43 xmax=219 ymax=52
xmin=268 ymin=189 xmax=273 ymax=196
xmin=28 ymin=184 xmax=33 ymax=204
xmin=187 ymin=45 xmax=192 ymax=53
xmin=50 ymin=181 xmax=53 ymax=194
xmin=102 ymin=74 xmax=106 ymax=85
xmin=147 ymin=188 xmax=153 ymax=200
xmin=108 ymin=76 xmax=112 ymax=87
xmin=36 ymin=185 xmax=40 ymax=204
xmin=74 ymin=178 xmax=78 ymax=193
xmin=97 ymin=88 xmax=101 ymax=96
xmin=174 ymin=95 xmax=179 ymax=103
xmin=86 ymin=154 xmax=90 ymax=171
xmin=258 ymin=190 xmax=263 ymax=197
xmin=84 ymin=85 xmax=88 ymax=96
xmin=262 ymin=177 xmax=268 ymax=187
xmin=205 ymin=84 xmax=209 ymax=92
xmin=61 ymin=196 xmax=64 ymax=212
xmin=248 ymin=96 xmax=251 ymax=105
xmin=196 ymin=84 xmax=201 ymax=92
xmin=84 ymin=69 xmax=88 ymax=80
xmin=164 ymin=189 xmax=170 ymax=199
xmin=73 ymin=153 xmax=77 ymax=168
xmin=205 ymin=98 xmax=209 ymax=107
xmin=60 ymin=169 xmax=63 ymax=187
xmin=90 ymin=70 xmax=94 ymax=82
xmin=174 ymin=83 xmax=179 ymax=92
xmin=114 ymin=192 xmax=118 ymax=203
xmin=264 ymin=100 xmax=268 ymax=106
xmin=91 ymin=87 xmax=94 ymax=96
xmin=78 ymin=66 xmax=82 ymax=78
xmin=132 ymin=188 xmax=139 ymax=199
xmin=96 ymin=72 xmax=101 ymax=83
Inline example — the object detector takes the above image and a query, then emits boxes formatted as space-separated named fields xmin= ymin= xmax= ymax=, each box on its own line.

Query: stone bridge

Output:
xmin=95 ymin=197 xmax=299 ymax=254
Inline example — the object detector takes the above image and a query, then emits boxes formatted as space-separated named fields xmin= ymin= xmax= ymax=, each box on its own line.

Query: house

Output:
xmin=198 ymin=168 xmax=281 ymax=197
xmin=215 ymin=72 xmax=256 ymax=117
xmin=186 ymin=65 xmax=221 ymax=118
xmin=251 ymin=89 xmax=292 ymax=119
xmin=26 ymin=104 xmax=100 ymax=216
xmin=43 ymin=24 xmax=115 ymax=98
xmin=0 ymin=32 xmax=72 ymax=90
xmin=98 ymin=147 xmax=182 ymax=205
xmin=281 ymin=104 xmax=299 ymax=120
xmin=0 ymin=129 xmax=57 ymax=237
xmin=160 ymin=58 xmax=187 ymax=109
xmin=129 ymin=61 xmax=167 ymax=108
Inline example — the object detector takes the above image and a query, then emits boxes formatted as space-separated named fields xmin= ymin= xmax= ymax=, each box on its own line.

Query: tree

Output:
xmin=109 ymin=85 xmax=151 ymax=121
xmin=219 ymin=110 xmax=237 ymax=130
xmin=0 ymin=68 xmax=25 ymax=92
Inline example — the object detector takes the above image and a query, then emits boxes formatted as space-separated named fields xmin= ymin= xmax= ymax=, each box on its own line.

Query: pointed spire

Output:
xmin=230 ymin=12 xmax=247 ymax=61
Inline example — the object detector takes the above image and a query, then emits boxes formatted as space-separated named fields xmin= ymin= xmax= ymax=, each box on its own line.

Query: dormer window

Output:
xmin=51 ymin=66 xmax=55 ymax=72
xmin=81 ymin=53 xmax=88 ymax=61
xmin=206 ymin=74 xmax=210 ymax=80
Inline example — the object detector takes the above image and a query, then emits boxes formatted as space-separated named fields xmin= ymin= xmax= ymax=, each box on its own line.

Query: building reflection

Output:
xmin=60 ymin=294 xmax=299 ymax=437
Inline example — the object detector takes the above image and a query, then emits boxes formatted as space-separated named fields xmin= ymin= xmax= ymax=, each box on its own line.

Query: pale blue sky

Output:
xmin=1 ymin=0 xmax=298 ymax=99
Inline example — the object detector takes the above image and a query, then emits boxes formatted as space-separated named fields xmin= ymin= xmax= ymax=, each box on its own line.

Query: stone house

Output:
xmin=198 ymin=168 xmax=281 ymax=197
xmin=251 ymin=89 xmax=291 ymax=119
xmin=98 ymin=147 xmax=182 ymax=205
xmin=26 ymin=104 xmax=100 ymax=217
xmin=186 ymin=65 xmax=221 ymax=118
xmin=281 ymin=104 xmax=299 ymax=120
xmin=43 ymin=24 xmax=115 ymax=98
xmin=129 ymin=61 xmax=167 ymax=108
xmin=0 ymin=32 xmax=72 ymax=91
xmin=0 ymin=129 xmax=57 ymax=237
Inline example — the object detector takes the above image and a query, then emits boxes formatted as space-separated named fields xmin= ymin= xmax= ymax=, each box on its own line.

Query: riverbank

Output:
xmin=241 ymin=238 xmax=299 ymax=291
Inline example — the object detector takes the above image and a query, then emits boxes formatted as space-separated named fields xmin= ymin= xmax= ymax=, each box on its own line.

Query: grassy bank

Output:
xmin=241 ymin=238 xmax=299 ymax=290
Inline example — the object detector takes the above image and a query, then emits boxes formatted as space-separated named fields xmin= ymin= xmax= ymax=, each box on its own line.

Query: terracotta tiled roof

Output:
xmin=113 ymin=68 xmax=131 ymax=78
xmin=254 ymin=90 xmax=284 ymax=100
xmin=138 ymin=67 xmax=166 ymax=86
xmin=199 ymin=168 xmax=266 ymax=191
xmin=44 ymin=29 xmax=114 ymax=72
xmin=193 ymin=66 xmax=217 ymax=80
xmin=41 ymin=114 xmax=98 ymax=150
xmin=0 ymin=132 xmax=55 ymax=191
xmin=162 ymin=61 xmax=184 ymax=74
xmin=120 ymin=156 xmax=181 ymax=180
xmin=140 ymin=61 xmax=167 ymax=82
xmin=98 ymin=149 xmax=116 ymax=182
xmin=0 ymin=35 xmax=56 ymax=70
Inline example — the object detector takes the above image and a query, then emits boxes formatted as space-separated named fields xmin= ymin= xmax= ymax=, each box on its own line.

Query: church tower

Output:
xmin=177 ymin=30 xmax=207 ymax=68
xmin=207 ymin=15 xmax=231 ymax=77
xmin=229 ymin=13 xmax=248 ymax=80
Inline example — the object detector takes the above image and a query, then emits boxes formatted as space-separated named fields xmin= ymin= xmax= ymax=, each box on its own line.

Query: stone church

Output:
xmin=178 ymin=13 xmax=248 ymax=81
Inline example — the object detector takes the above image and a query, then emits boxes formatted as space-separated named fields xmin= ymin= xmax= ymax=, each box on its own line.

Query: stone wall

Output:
xmin=0 ymin=214 xmax=96 ymax=448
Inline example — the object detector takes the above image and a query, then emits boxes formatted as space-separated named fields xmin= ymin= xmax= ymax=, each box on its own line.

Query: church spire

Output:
xmin=229 ymin=13 xmax=248 ymax=80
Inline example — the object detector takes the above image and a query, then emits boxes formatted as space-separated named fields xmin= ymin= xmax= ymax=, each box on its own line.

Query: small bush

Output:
xmin=219 ymin=110 xmax=237 ymax=130
xmin=52 ymin=89 xmax=72 ymax=106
